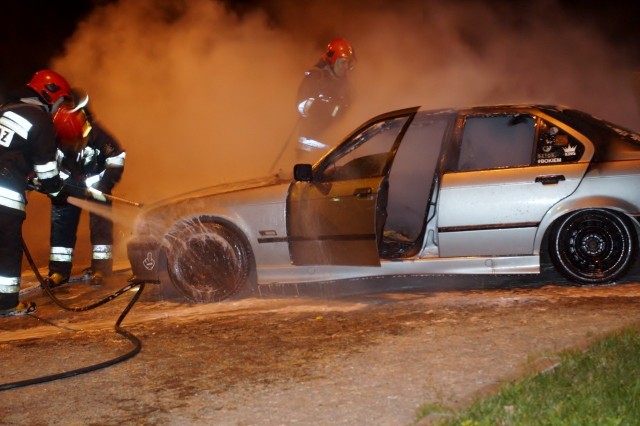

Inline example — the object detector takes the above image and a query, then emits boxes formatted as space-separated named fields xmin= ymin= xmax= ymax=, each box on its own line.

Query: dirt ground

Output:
xmin=2 ymin=272 xmax=640 ymax=426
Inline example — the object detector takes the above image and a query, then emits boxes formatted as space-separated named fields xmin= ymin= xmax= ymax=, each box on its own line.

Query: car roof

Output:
xmin=416 ymin=103 xmax=563 ymax=115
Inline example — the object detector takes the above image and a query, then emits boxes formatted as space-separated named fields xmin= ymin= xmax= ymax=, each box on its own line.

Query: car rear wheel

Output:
xmin=549 ymin=209 xmax=637 ymax=285
xmin=165 ymin=219 xmax=253 ymax=303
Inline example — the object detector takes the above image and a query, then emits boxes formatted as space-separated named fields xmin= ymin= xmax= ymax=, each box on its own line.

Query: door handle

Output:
xmin=353 ymin=187 xmax=373 ymax=198
xmin=535 ymin=175 xmax=566 ymax=185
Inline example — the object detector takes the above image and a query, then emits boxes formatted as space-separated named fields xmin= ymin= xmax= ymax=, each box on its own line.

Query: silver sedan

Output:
xmin=127 ymin=105 xmax=640 ymax=302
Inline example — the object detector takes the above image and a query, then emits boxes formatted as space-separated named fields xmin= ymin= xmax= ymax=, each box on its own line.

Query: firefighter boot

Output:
xmin=82 ymin=268 xmax=104 ymax=286
xmin=48 ymin=273 xmax=69 ymax=288
xmin=90 ymin=271 xmax=104 ymax=286
xmin=0 ymin=300 xmax=36 ymax=317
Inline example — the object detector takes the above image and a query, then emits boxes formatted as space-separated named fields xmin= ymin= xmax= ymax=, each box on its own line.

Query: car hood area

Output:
xmin=131 ymin=174 xmax=291 ymax=237
xmin=143 ymin=175 xmax=288 ymax=207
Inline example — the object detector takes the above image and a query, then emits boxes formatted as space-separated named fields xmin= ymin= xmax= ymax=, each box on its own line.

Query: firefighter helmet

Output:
xmin=322 ymin=38 xmax=356 ymax=78
xmin=26 ymin=70 xmax=72 ymax=109
xmin=70 ymin=87 xmax=90 ymax=109
xmin=53 ymin=104 xmax=92 ymax=153
xmin=322 ymin=38 xmax=355 ymax=66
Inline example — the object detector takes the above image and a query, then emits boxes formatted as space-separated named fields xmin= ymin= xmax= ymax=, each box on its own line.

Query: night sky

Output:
xmin=0 ymin=0 xmax=254 ymax=99
xmin=0 ymin=1 xmax=94 ymax=98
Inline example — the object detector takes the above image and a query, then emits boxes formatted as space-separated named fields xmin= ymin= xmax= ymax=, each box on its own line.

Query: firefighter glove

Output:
xmin=86 ymin=187 xmax=107 ymax=202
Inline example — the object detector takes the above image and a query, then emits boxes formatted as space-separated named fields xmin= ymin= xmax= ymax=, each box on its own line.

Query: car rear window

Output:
xmin=545 ymin=108 xmax=640 ymax=161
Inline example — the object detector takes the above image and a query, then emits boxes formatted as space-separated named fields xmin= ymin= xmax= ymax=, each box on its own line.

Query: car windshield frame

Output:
xmin=313 ymin=107 xmax=420 ymax=180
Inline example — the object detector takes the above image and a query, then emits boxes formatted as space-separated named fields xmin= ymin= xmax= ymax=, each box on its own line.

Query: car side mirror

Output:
xmin=293 ymin=164 xmax=313 ymax=182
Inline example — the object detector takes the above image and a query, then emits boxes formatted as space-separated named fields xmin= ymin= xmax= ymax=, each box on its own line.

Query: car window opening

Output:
xmin=379 ymin=116 xmax=449 ymax=259
xmin=458 ymin=115 xmax=535 ymax=171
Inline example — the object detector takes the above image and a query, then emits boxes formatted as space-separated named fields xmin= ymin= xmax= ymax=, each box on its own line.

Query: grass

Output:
xmin=418 ymin=327 xmax=640 ymax=425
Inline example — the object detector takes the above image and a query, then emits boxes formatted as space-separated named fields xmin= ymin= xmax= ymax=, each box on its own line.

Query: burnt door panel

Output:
xmin=288 ymin=176 xmax=385 ymax=265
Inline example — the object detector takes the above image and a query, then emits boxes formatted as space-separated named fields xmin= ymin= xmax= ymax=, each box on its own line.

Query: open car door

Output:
xmin=287 ymin=109 xmax=417 ymax=266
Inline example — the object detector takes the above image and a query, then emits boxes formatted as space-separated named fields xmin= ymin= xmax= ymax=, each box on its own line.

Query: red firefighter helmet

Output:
xmin=53 ymin=105 xmax=92 ymax=153
xmin=322 ymin=38 xmax=355 ymax=66
xmin=26 ymin=69 xmax=72 ymax=108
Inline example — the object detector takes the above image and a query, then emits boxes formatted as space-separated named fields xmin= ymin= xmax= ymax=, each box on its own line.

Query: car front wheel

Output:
xmin=549 ymin=209 xmax=637 ymax=285
xmin=165 ymin=219 xmax=253 ymax=302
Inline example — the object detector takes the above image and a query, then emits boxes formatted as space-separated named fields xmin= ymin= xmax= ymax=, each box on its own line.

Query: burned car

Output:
xmin=127 ymin=105 xmax=640 ymax=303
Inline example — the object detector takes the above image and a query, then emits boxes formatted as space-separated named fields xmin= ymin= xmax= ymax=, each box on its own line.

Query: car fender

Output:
xmin=164 ymin=208 xmax=251 ymax=249
xmin=163 ymin=202 xmax=287 ymax=270
xmin=534 ymin=196 xmax=640 ymax=254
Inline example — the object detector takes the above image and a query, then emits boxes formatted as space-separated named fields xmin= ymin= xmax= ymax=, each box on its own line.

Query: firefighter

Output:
xmin=48 ymin=89 xmax=126 ymax=287
xmin=0 ymin=70 xmax=67 ymax=316
xmin=295 ymin=37 xmax=356 ymax=164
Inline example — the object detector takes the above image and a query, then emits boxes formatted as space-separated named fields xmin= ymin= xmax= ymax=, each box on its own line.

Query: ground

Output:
xmin=2 ymin=272 xmax=640 ymax=425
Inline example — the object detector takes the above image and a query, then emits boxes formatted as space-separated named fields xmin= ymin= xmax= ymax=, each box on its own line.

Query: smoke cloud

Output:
xmin=23 ymin=0 xmax=640 ymax=270
xmin=49 ymin=0 xmax=640 ymax=201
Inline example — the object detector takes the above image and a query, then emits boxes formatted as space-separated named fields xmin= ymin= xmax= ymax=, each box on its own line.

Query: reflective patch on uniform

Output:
xmin=105 ymin=152 xmax=126 ymax=167
xmin=0 ymin=111 xmax=32 ymax=144
xmin=35 ymin=160 xmax=59 ymax=180
xmin=82 ymin=146 xmax=97 ymax=164
xmin=298 ymin=98 xmax=314 ymax=117
xmin=0 ymin=198 xmax=25 ymax=211
xmin=93 ymin=245 xmax=113 ymax=260
xmin=0 ymin=186 xmax=26 ymax=211
xmin=0 ymin=186 xmax=24 ymax=202
xmin=0 ymin=275 xmax=20 ymax=293
xmin=50 ymin=246 xmax=74 ymax=262
xmin=85 ymin=174 xmax=100 ymax=187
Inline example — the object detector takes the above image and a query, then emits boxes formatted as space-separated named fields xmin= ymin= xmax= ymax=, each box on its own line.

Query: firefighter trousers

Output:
xmin=0 ymin=213 xmax=24 ymax=309
xmin=49 ymin=200 xmax=114 ymax=278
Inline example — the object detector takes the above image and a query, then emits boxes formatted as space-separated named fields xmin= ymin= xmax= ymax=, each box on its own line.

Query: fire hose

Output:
xmin=0 ymin=187 xmax=151 ymax=391
xmin=0 ymin=240 xmax=153 ymax=391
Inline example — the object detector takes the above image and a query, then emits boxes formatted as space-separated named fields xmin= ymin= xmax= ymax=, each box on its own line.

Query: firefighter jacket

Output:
xmin=0 ymin=94 xmax=61 ymax=218
xmin=296 ymin=59 xmax=351 ymax=152
xmin=57 ymin=121 xmax=125 ymax=195
xmin=297 ymin=60 xmax=351 ymax=124
xmin=49 ymin=120 xmax=124 ymax=277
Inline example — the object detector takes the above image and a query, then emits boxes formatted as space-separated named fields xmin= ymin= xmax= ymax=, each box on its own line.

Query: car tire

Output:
xmin=549 ymin=209 xmax=637 ymax=285
xmin=165 ymin=219 xmax=253 ymax=303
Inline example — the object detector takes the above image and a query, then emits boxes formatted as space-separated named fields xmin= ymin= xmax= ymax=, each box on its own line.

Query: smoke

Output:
xmin=49 ymin=0 xmax=297 ymax=203
xmin=21 ymin=0 xmax=639 ymax=270
xmin=47 ymin=0 xmax=639 ymax=201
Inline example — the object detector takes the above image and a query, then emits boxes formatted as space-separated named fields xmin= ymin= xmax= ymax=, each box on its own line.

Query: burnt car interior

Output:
xmin=457 ymin=115 xmax=534 ymax=171
xmin=379 ymin=115 xmax=450 ymax=258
